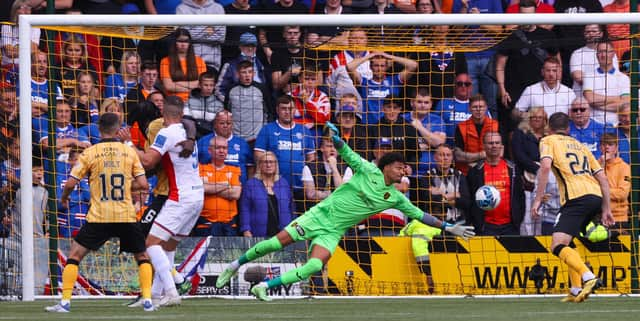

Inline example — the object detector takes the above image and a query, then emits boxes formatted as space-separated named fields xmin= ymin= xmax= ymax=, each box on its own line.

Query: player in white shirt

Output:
xmin=136 ymin=96 xmax=204 ymax=307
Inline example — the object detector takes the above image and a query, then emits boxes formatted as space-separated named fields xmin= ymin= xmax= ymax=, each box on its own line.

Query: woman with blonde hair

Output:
xmin=105 ymin=50 xmax=141 ymax=102
xmin=54 ymin=34 xmax=98 ymax=100
xmin=70 ymin=71 xmax=100 ymax=127
xmin=239 ymin=151 xmax=294 ymax=238
xmin=77 ymin=98 xmax=125 ymax=145
xmin=511 ymin=106 xmax=548 ymax=235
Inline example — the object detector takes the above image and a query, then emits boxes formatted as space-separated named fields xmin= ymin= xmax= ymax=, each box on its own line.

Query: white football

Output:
xmin=475 ymin=185 xmax=501 ymax=211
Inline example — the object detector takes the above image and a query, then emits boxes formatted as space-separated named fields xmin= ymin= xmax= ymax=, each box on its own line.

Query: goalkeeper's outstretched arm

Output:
xmin=396 ymin=196 xmax=475 ymax=240
xmin=323 ymin=122 xmax=367 ymax=173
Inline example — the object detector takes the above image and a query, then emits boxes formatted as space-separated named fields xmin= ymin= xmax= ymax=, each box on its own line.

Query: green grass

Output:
xmin=1 ymin=297 xmax=639 ymax=321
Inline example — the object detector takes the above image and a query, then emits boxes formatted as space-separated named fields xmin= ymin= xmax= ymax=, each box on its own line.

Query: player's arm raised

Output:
xmin=324 ymin=122 xmax=366 ymax=173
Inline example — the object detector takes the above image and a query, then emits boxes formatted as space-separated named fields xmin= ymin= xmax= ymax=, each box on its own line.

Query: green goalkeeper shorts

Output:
xmin=284 ymin=211 xmax=342 ymax=255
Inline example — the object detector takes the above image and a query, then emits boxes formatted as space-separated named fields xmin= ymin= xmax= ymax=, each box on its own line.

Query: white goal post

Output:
xmin=17 ymin=12 xmax=640 ymax=301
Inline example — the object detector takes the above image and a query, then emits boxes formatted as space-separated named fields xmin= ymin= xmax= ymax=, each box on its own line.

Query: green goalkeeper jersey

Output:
xmin=307 ymin=143 xmax=425 ymax=233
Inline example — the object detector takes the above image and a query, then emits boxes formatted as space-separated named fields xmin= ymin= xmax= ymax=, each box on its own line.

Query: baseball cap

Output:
xmin=375 ymin=137 xmax=393 ymax=148
xmin=239 ymin=32 xmax=258 ymax=46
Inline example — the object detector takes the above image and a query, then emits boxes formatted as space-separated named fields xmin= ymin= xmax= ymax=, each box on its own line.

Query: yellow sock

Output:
xmin=558 ymin=247 xmax=589 ymax=276
xmin=61 ymin=263 xmax=79 ymax=301
xmin=569 ymin=266 xmax=582 ymax=289
xmin=139 ymin=262 xmax=153 ymax=300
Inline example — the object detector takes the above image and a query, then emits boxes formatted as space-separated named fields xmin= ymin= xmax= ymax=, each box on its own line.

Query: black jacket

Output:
xmin=467 ymin=159 xmax=525 ymax=233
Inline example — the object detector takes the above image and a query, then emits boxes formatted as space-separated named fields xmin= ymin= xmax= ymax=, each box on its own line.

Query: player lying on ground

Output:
xmin=215 ymin=122 xmax=475 ymax=301
xmin=45 ymin=113 xmax=155 ymax=312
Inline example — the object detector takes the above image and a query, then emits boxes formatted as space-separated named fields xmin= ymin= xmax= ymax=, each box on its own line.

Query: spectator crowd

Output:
xmin=0 ymin=0 xmax=634 ymax=245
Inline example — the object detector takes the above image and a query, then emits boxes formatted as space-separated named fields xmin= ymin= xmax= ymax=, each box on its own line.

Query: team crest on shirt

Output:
xmin=233 ymin=144 xmax=240 ymax=151
xmin=296 ymin=132 xmax=302 ymax=139
xmin=153 ymin=134 xmax=167 ymax=148
xmin=292 ymin=222 xmax=305 ymax=236
xmin=384 ymin=192 xmax=390 ymax=200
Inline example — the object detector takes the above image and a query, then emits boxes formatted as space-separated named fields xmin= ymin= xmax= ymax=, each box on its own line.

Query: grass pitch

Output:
xmin=1 ymin=297 xmax=638 ymax=321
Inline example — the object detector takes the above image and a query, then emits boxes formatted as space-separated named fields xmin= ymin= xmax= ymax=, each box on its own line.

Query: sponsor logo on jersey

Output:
xmin=277 ymin=140 xmax=303 ymax=151
xmin=384 ymin=192 xmax=390 ymax=200
xmin=292 ymin=222 xmax=305 ymax=236
xmin=153 ymin=134 xmax=167 ymax=149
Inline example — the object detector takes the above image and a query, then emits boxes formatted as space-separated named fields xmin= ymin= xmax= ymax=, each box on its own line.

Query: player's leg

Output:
xmin=146 ymin=234 xmax=180 ymax=299
xmin=552 ymin=197 xmax=602 ymax=302
xmin=562 ymin=266 xmax=583 ymax=302
xmin=216 ymin=229 xmax=294 ymax=288
xmin=251 ymin=244 xmax=331 ymax=301
xmin=45 ymin=242 xmax=91 ymax=312
xmin=46 ymin=223 xmax=105 ymax=312
xmin=133 ymin=252 xmax=155 ymax=311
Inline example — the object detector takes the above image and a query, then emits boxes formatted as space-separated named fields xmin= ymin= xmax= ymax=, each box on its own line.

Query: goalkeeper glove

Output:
xmin=323 ymin=122 xmax=343 ymax=148
xmin=442 ymin=222 xmax=475 ymax=240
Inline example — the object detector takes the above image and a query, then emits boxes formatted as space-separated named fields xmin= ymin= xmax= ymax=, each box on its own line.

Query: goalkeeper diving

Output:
xmin=215 ymin=122 xmax=475 ymax=300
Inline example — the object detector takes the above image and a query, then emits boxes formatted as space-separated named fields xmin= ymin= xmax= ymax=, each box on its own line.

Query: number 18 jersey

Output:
xmin=70 ymin=139 xmax=146 ymax=223
xmin=539 ymin=134 xmax=603 ymax=205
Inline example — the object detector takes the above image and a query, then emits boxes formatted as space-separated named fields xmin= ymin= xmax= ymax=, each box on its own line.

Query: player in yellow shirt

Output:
xmin=45 ymin=113 xmax=153 ymax=313
xmin=532 ymin=112 xmax=614 ymax=303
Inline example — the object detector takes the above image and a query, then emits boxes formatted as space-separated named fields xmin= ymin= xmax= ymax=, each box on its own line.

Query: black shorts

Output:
xmin=138 ymin=195 xmax=168 ymax=236
xmin=74 ymin=222 xmax=146 ymax=254
xmin=553 ymin=194 xmax=602 ymax=237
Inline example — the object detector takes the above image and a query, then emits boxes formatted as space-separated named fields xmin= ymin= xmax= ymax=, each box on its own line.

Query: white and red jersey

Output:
xmin=150 ymin=123 xmax=204 ymax=201
xmin=291 ymin=85 xmax=331 ymax=128
xmin=329 ymin=50 xmax=372 ymax=80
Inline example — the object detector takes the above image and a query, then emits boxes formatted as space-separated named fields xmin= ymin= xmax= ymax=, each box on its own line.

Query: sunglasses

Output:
xmin=456 ymin=81 xmax=472 ymax=87
xmin=571 ymin=108 xmax=587 ymax=112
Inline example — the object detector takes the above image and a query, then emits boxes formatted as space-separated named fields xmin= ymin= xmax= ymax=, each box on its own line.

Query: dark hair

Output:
xmin=413 ymin=87 xmax=431 ymax=99
xmin=164 ymin=95 xmax=184 ymax=118
xmin=169 ymin=28 xmax=199 ymax=82
xmin=548 ymin=112 xmax=570 ymax=131
xmin=383 ymin=96 xmax=401 ymax=108
xmin=127 ymin=100 xmax=161 ymax=137
xmin=237 ymin=60 xmax=253 ymax=71
xmin=600 ymin=132 xmax=618 ymax=146
xmin=276 ymin=95 xmax=293 ymax=107
xmin=140 ymin=61 xmax=158 ymax=72
xmin=469 ymin=94 xmax=486 ymax=105
xmin=519 ymin=0 xmax=536 ymax=8
xmin=99 ymin=112 xmax=121 ymax=135
xmin=199 ymin=71 xmax=217 ymax=82
xmin=377 ymin=152 xmax=405 ymax=171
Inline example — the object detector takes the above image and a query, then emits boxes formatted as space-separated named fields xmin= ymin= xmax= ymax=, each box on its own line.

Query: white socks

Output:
xmin=147 ymin=245 xmax=178 ymax=297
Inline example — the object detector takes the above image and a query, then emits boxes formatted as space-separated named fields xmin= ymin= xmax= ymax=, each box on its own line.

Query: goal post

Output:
xmin=15 ymin=13 xmax=640 ymax=301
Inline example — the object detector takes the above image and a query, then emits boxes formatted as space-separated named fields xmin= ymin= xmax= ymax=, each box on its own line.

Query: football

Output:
xmin=243 ymin=265 xmax=267 ymax=283
xmin=475 ymin=185 xmax=501 ymax=211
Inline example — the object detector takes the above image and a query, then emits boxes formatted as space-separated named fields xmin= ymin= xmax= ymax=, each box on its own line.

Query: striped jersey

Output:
xmin=70 ymin=139 xmax=146 ymax=223
xmin=539 ymin=134 xmax=603 ymax=205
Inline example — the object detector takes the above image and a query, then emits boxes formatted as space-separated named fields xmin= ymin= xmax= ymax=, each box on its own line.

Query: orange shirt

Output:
xmin=159 ymin=55 xmax=206 ymax=102
xmin=483 ymin=159 xmax=511 ymax=225
xmin=199 ymin=163 xmax=241 ymax=223
xmin=603 ymin=3 xmax=633 ymax=59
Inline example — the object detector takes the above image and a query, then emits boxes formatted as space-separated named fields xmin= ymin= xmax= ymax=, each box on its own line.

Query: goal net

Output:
xmin=3 ymin=13 xmax=639 ymax=301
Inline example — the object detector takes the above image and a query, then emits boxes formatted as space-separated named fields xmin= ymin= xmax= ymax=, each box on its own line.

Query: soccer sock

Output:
xmin=557 ymin=246 xmax=590 ymax=276
xmin=138 ymin=261 xmax=153 ymax=300
xmin=569 ymin=266 xmax=582 ymax=290
xmin=151 ymin=273 xmax=163 ymax=298
xmin=148 ymin=245 xmax=178 ymax=297
xmin=166 ymin=250 xmax=185 ymax=284
xmin=267 ymin=258 xmax=323 ymax=289
xmin=241 ymin=236 xmax=283 ymax=265
xmin=61 ymin=260 xmax=79 ymax=302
